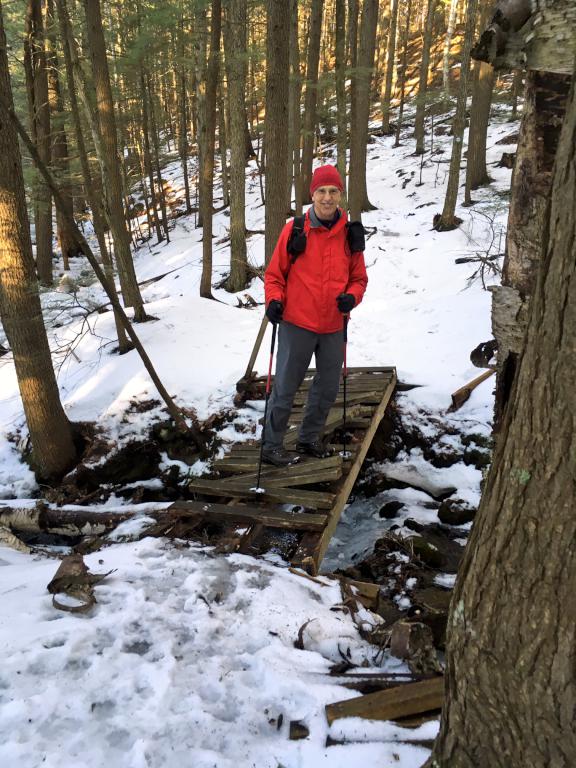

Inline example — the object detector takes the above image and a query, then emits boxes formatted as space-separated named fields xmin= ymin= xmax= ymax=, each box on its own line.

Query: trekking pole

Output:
xmin=253 ymin=321 xmax=278 ymax=493
xmin=341 ymin=314 xmax=351 ymax=460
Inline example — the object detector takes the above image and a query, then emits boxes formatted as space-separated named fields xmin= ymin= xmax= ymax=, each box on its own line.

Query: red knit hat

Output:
xmin=310 ymin=165 xmax=344 ymax=196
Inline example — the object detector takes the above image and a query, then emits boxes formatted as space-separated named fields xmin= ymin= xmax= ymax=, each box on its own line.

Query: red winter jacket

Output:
xmin=265 ymin=209 xmax=368 ymax=334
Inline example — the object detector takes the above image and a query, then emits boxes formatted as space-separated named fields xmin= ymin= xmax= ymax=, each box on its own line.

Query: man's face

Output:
xmin=312 ymin=185 xmax=342 ymax=219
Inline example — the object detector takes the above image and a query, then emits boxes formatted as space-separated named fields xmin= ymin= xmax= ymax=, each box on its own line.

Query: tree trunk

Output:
xmin=263 ymin=0 xmax=290 ymax=265
xmin=199 ymin=0 xmax=221 ymax=298
xmin=393 ymin=0 xmax=412 ymax=148
xmin=45 ymin=0 xmax=75 ymax=271
xmin=286 ymin=0 xmax=299 ymax=213
xmin=56 ymin=0 xmax=109 ymax=252
xmin=299 ymin=0 xmax=324 ymax=208
xmin=290 ymin=0 xmax=303 ymax=216
xmin=24 ymin=0 xmax=53 ymax=286
xmin=83 ymin=0 xmax=146 ymax=321
xmin=194 ymin=5 xmax=208 ymax=229
xmin=0 ymin=9 xmax=76 ymax=479
xmin=433 ymin=0 xmax=479 ymax=231
xmin=442 ymin=0 xmax=459 ymax=96
xmin=218 ymin=89 xmax=229 ymax=209
xmin=347 ymin=0 xmax=359 ymax=71
xmin=348 ymin=0 xmax=380 ymax=221
xmin=510 ymin=67 xmax=523 ymax=120
xmin=147 ymin=72 xmax=170 ymax=243
xmin=491 ymin=70 xmax=571 ymax=428
xmin=223 ymin=0 xmax=248 ymax=291
xmin=55 ymin=0 xmax=127 ymax=352
xmin=414 ymin=0 xmax=439 ymax=155
xmin=177 ymin=14 xmax=192 ymax=215
xmin=335 ymin=0 xmax=347 ymax=203
xmin=141 ymin=68 xmax=163 ymax=243
xmin=427 ymin=62 xmax=576 ymax=768
xmin=381 ymin=0 xmax=399 ymax=135
xmin=464 ymin=60 xmax=495 ymax=202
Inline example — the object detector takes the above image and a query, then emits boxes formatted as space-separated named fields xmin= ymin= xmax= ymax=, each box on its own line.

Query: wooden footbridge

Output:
xmin=171 ymin=322 xmax=396 ymax=574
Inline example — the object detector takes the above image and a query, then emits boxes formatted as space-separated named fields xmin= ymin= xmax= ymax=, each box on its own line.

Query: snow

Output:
xmin=0 ymin=101 xmax=518 ymax=766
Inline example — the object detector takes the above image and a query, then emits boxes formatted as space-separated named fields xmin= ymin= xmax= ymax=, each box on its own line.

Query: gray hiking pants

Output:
xmin=263 ymin=321 xmax=344 ymax=450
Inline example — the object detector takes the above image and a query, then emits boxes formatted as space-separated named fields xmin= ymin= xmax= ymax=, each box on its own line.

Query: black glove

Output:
xmin=347 ymin=221 xmax=365 ymax=252
xmin=266 ymin=300 xmax=284 ymax=324
xmin=337 ymin=293 xmax=355 ymax=313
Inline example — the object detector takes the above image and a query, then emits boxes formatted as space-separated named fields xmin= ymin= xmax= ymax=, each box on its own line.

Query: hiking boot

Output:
xmin=296 ymin=440 xmax=334 ymax=459
xmin=262 ymin=447 xmax=300 ymax=467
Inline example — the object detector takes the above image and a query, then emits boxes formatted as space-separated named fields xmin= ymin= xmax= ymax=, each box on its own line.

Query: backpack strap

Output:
xmin=287 ymin=215 xmax=307 ymax=264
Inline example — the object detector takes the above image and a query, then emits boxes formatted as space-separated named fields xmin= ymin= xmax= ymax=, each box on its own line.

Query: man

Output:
xmin=262 ymin=165 xmax=368 ymax=467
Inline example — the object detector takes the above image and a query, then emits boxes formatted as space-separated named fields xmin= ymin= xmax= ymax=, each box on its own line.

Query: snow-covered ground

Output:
xmin=0 ymin=102 xmax=518 ymax=766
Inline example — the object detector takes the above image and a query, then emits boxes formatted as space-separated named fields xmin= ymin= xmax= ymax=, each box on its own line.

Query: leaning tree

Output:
xmin=0 ymin=3 xmax=77 ymax=479
xmin=426 ymin=29 xmax=576 ymax=768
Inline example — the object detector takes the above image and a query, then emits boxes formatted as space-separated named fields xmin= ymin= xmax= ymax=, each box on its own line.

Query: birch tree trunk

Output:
xmin=0 ymin=8 xmax=77 ymax=479
xmin=427 ymin=63 xmax=576 ymax=768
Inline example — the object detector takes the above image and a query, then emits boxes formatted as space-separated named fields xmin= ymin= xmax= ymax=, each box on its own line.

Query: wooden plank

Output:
xmin=215 ymin=454 xmax=343 ymax=474
xmin=325 ymin=676 xmax=444 ymax=725
xmin=284 ymin=404 xmax=367 ymax=446
xmin=292 ymin=391 xmax=383 ymax=407
xmin=187 ymin=480 xmax=336 ymax=509
xmin=217 ymin=465 xmax=343 ymax=489
xmin=253 ymin=366 xmax=396 ymax=382
xmin=169 ymin=500 xmax=327 ymax=531
xmin=342 ymin=418 xmax=372 ymax=428
xmin=298 ymin=371 xmax=397 ymax=569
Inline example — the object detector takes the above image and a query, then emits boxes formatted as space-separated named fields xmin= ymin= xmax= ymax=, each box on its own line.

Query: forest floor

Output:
xmin=0 ymin=98 xmax=519 ymax=768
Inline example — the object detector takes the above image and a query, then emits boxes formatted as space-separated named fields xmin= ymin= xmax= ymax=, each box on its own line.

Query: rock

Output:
xmin=378 ymin=501 xmax=405 ymax=519
xmin=410 ymin=536 xmax=445 ymax=568
xmin=438 ymin=498 xmax=477 ymax=526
